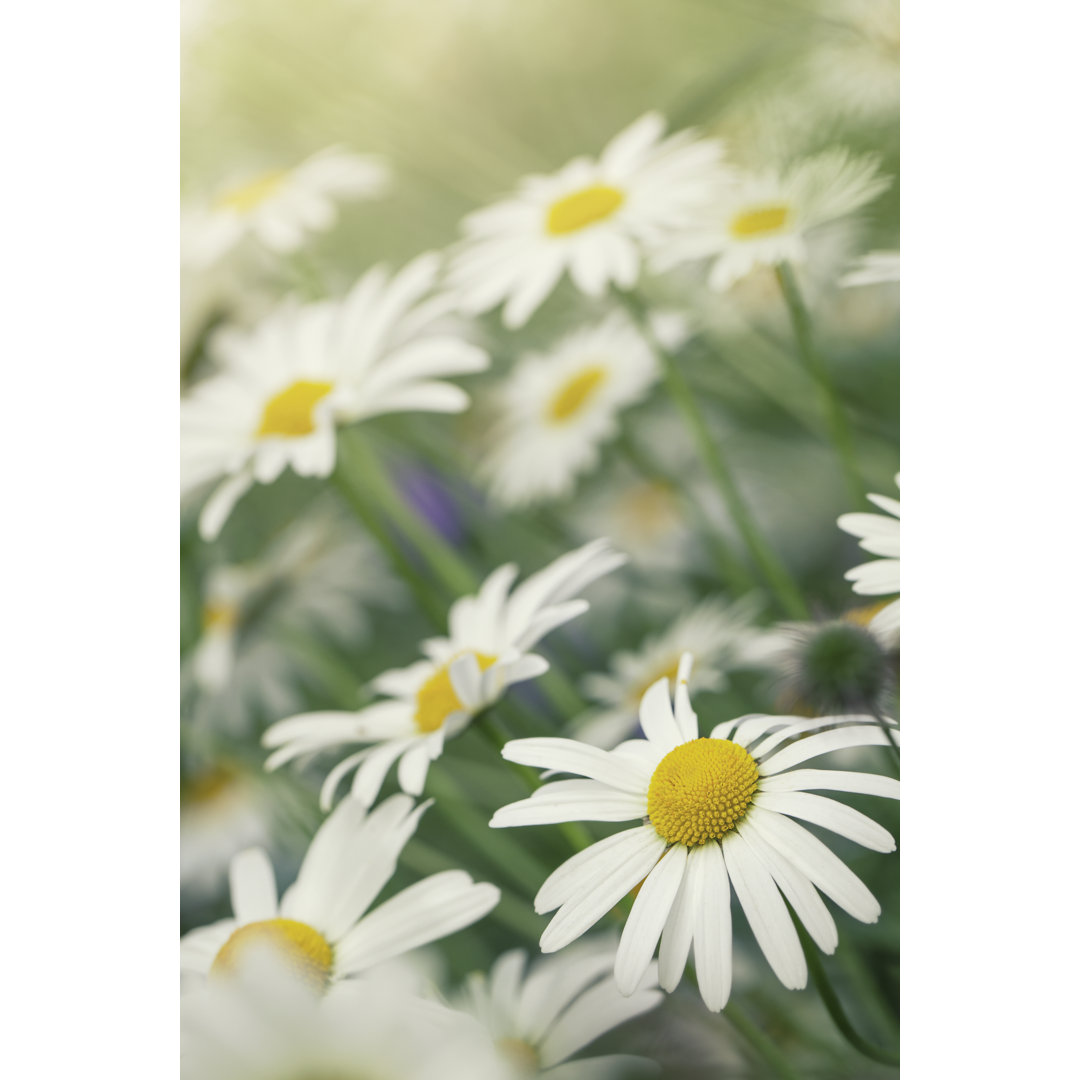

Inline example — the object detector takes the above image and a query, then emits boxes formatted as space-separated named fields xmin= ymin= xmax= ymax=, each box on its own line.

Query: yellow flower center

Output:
xmin=546 ymin=184 xmax=625 ymax=235
xmin=182 ymin=766 xmax=235 ymax=805
xmin=216 ymin=169 xmax=289 ymax=214
xmin=210 ymin=918 xmax=333 ymax=991
xmin=497 ymin=1038 xmax=541 ymax=1072
xmin=256 ymin=380 xmax=335 ymax=439
xmin=414 ymin=653 xmax=497 ymax=734
xmin=633 ymin=658 xmax=683 ymax=705
xmin=843 ymin=598 xmax=894 ymax=628
xmin=202 ymin=601 xmax=239 ymax=632
xmin=546 ymin=365 xmax=609 ymax=423
xmin=730 ymin=204 xmax=790 ymax=238
xmin=647 ymin=738 xmax=758 ymax=846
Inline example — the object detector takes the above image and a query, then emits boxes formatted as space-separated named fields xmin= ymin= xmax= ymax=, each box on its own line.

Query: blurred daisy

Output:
xmin=840 ymin=249 xmax=900 ymax=287
xmin=180 ymin=763 xmax=271 ymax=901
xmin=459 ymin=940 xmax=662 ymax=1078
xmin=491 ymin=654 xmax=898 ymax=1011
xmin=182 ymin=147 xmax=389 ymax=268
xmin=805 ymin=0 xmax=901 ymax=120
xmin=183 ymin=508 xmax=399 ymax=731
xmin=480 ymin=315 xmax=659 ymax=509
xmin=837 ymin=475 xmax=900 ymax=646
xmin=576 ymin=596 xmax=781 ymax=749
xmin=262 ymin=540 xmax=627 ymax=809
xmin=658 ymin=149 xmax=889 ymax=292
xmin=182 ymin=958 xmax=511 ymax=1080
xmin=448 ymin=112 xmax=728 ymax=328
xmin=180 ymin=254 xmax=488 ymax=540
xmin=180 ymin=794 xmax=499 ymax=993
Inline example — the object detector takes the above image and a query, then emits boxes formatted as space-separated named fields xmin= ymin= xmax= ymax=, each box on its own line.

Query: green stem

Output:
xmin=774 ymin=263 xmax=865 ymax=506
xmin=794 ymin=919 xmax=900 ymax=1067
xmin=329 ymin=465 xmax=445 ymax=627
xmin=723 ymin=1001 xmax=801 ymax=1080
xmin=619 ymin=292 xmax=808 ymax=619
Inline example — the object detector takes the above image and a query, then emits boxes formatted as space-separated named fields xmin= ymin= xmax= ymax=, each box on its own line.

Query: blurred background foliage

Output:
xmin=181 ymin=2 xmax=898 ymax=1076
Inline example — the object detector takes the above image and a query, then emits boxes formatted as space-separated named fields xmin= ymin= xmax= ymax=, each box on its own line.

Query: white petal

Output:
xmin=397 ymin=742 xmax=434 ymax=796
xmin=491 ymin=780 xmax=647 ymax=827
xmin=690 ymin=842 xmax=733 ymax=1011
xmin=722 ymin=831 xmax=806 ymax=990
xmin=615 ymin=846 xmax=687 ymax=994
xmin=502 ymin=738 xmax=651 ymax=793
xmin=228 ymin=848 xmax=278 ymax=924
xmin=198 ymin=470 xmax=253 ymax=541
xmin=759 ymin=769 xmax=900 ymax=800
xmin=672 ymin=652 xmax=699 ymax=742
xmin=758 ymin=725 xmax=897 ymax=775
xmin=754 ymin=791 xmax=896 ymax=852
xmin=535 ymin=827 xmax=657 ymax=914
xmin=638 ymin=677 xmax=682 ymax=752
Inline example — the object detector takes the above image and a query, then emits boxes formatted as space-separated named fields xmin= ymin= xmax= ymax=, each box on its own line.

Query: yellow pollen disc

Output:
xmin=730 ymin=204 xmax=790 ymax=238
xmin=633 ymin=658 xmax=682 ymax=705
xmin=546 ymin=365 xmax=609 ymax=423
xmin=201 ymin=601 xmax=238 ymax=632
xmin=546 ymin=184 xmax=625 ymax=235
xmin=256 ymin=379 xmax=335 ymax=439
xmin=647 ymin=738 xmax=758 ymax=847
xmin=498 ymin=1038 xmax=541 ymax=1072
xmin=843 ymin=598 xmax=895 ymax=629
xmin=210 ymin=918 xmax=333 ymax=991
xmin=414 ymin=653 xmax=497 ymax=734
xmin=216 ymin=169 xmax=288 ymax=214
xmin=182 ymin=766 xmax=235 ymax=805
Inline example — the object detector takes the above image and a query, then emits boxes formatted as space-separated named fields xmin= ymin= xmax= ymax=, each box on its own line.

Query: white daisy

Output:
xmin=262 ymin=539 xmax=627 ymax=810
xmin=180 ymin=253 xmax=488 ymax=540
xmin=180 ymin=763 xmax=271 ymax=901
xmin=181 ymin=957 xmax=511 ymax=1080
xmin=490 ymin=654 xmax=898 ymax=1012
xmin=837 ymin=474 xmax=900 ymax=646
xmin=182 ymin=146 xmax=389 ymax=268
xmin=480 ymin=315 xmax=659 ymax=509
xmin=576 ymin=596 xmax=781 ymax=749
xmin=459 ymin=940 xmax=662 ymax=1079
xmin=447 ymin=112 xmax=728 ymax=328
xmin=657 ymin=149 xmax=890 ymax=292
xmin=839 ymin=249 xmax=900 ymax=287
xmin=179 ymin=794 xmax=500 ymax=994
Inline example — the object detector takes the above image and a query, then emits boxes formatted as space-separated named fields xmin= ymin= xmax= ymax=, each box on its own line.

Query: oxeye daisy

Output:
xmin=657 ymin=149 xmax=890 ymax=292
xmin=479 ymin=315 xmax=659 ymax=509
xmin=837 ymin=474 xmax=900 ymax=646
xmin=576 ymin=596 xmax=781 ymax=749
xmin=490 ymin=654 xmax=898 ymax=1011
xmin=447 ymin=112 xmax=728 ymax=328
xmin=459 ymin=940 xmax=661 ymax=1078
xmin=180 ymin=253 xmax=488 ymax=540
xmin=262 ymin=540 xmax=627 ymax=810
xmin=182 ymin=959 xmax=512 ymax=1080
xmin=182 ymin=146 xmax=389 ymax=268
xmin=179 ymin=794 xmax=499 ymax=994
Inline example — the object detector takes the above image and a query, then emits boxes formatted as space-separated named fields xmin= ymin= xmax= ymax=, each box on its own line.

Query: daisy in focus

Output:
xmin=447 ymin=112 xmax=728 ymax=328
xmin=179 ymin=794 xmax=499 ymax=994
xmin=181 ymin=146 xmax=389 ymax=268
xmin=480 ymin=315 xmax=659 ymax=509
xmin=837 ymin=474 xmax=900 ymax=646
xmin=657 ymin=149 xmax=890 ymax=292
xmin=576 ymin=596 xmax=782 ymax=749
xmin=262 ymin=539 xmax=627 ymax=810
xmin=180 ymin=253 xmax=488 ymax=540
xmin=459 ymin=940 xmax=662 ymax=1079
xmin=182 ymin=958 xmax=511 ymax=1080
xmin=491 ymin=654 xmax=898 ymax=1011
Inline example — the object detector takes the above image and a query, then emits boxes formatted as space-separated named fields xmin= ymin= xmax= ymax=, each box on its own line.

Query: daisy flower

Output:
xmin=182 ymin=958 xmax=511 ymax=1080
xmin=181 ymin=146 xmax=389 ymax=268
xmin=657 ymin=149 xmax=890 ymax=292
xmin=480 ymin=315 xmax=659 ymax=509
xmin=179 ymin=794 xmax=499 ymax=994
xmin=840 ymin=249 xmax=900 ymax=287
xmin=447 ymin=112 xmax=728 ymax=328
xmin=490 ymin=654 xmax=898 ymax=1011
xmin=262 ymin=539 xmax=627 ymax=810
xmin=459 ymin=939 xmax=661 ymax=1079
xmin=576 ymin=596 xmax=781 ymax=749
xmin=837 ymin=474 xmax=900 ymax=646
xmin=180 ymin=253 xmax=488 ymax=540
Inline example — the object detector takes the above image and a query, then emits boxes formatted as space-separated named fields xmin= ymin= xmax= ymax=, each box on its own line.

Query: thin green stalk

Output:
xmin=723 ymin=1001 xmax=801 ymax=1080
xmin=774 ymin=262 xmax=865 ymax=506
xmin=329 ymin=466 xmax=445 ymax=627
xmin=619 ymin=292 xmax=808 ymax=619
xmin=794 ymin=918 xmax=900 ymax=1067
xmin=347 ymin=429 xmax=477 ymax=598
